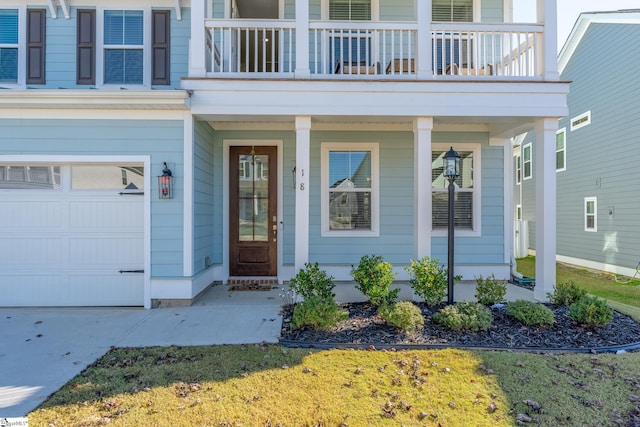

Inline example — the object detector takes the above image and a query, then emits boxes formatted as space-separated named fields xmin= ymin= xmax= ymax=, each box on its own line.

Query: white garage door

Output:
xmin=0 ymin=164 xmax=145 ymax=307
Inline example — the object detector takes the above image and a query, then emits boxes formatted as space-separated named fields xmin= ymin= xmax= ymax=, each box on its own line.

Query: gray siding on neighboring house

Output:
xmin=194 ymin=120 xmax=216 ymax=274
xmin=0 ymin=118 xmax=186 ymax=277
xmin=518 ymin=22 xmax=640 ymax=270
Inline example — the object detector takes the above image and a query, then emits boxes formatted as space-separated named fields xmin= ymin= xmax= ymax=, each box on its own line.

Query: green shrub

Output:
xmin=547 ymin=281 xmax=587 ymax=306
xmin=404 ymin=257 xmax=461 ymax=307
xmin=379 ymin=301 xmax=425 ymax=333
xmin=350 ymin=255 xmax=399 ymax=307
xmin=433 ymin=302 xmax=493 ymax=332
xmin=291 ymin=296 xmax=348 ymax=331
xmin=289 ymin=262 xmax=335 ymax=301
xmin=506 ymin=300 xmax=555 ymax=326
xmin=474 ymin=274 xmax=507 ymax=305
xmin=569 ymin=296 xmax=613 ymax=327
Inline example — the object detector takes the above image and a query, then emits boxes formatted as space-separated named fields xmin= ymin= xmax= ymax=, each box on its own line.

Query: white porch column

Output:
xmin=189 ymin=0 xmax=206 ymax=77
xmin=413 ymin=117 xmax=433 ymax=259
xmin=537 ymin=0 xmax=559 ymax=80
xmin=415 ymin=0 xmax=432 ymax=79
xmin=534 ymin=118 xmax=558 ymax=301
xmin=295 ymin=0 xmax=310 ymax=78
xmin=295 ymin=116 xmax=311 ymax=271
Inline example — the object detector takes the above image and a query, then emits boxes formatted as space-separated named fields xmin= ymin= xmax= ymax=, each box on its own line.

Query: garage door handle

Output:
xmin=119 ymin=192 xmax=144 ymax=196
xmin=119 ymin=269 xmax=144 ymax=273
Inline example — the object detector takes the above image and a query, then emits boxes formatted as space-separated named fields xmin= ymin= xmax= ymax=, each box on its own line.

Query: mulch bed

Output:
xmin=280 ymin=302 xmax=640 ymax=351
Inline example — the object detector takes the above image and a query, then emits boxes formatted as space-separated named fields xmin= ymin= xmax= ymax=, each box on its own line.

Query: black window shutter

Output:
xmin=76 ymin=9 xmax=95 ymax=85
xmin=152 ymin=10 xmax=170 ymax=85
xmin=26 ymin=9 xmax=46 ymax=84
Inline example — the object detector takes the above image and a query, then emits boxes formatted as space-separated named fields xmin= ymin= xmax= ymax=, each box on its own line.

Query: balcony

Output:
xmin=203 ymin=19 xmax=544 ymax=80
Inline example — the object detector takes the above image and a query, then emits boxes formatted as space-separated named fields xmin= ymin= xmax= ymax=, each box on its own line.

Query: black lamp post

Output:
xmin=444 ymin=147 xmax=460 ymax=305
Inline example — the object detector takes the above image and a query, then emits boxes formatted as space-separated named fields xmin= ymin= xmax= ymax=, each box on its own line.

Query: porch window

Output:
xmin=522 ymin=143 xmax=532 ymax=180
xmin=556 ymin=128 xmax=566 ymax=172
xmin=329 ymin=0 xmax=371 ymax=21
xmin=584 ymin=197 xmax=597 ymax=232
xmin=321 ymin=143 xmax=379 ymax=237
xmin=103 ymin=10 xmax=144 ymax=85
xmin=431 ymin=144 xmax=480 ymax=234
xmin=330 ymin=0 xmax=373 ymax=71
xmin=0 ymin=9 xmax=19 ymax=83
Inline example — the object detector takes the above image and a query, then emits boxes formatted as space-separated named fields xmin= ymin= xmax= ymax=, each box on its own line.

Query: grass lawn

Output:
xmin=30 ymin=345 xmax=640 ymax=426
xmin=516 ymin=256 xmax=640 ymax=315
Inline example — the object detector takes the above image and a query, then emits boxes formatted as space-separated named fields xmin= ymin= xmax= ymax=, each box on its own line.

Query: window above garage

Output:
xmin=72 ymin=165 xmax=144 ymax=190
xmin=0 ymin=165 xmax=61 ymax=189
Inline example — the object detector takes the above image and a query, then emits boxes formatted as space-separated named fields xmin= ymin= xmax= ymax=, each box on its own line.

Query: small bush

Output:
xmin=405 ymin=257 xmax=461 ymax=307
xmin=289 ymin=262 xmax=335 ymax=301
xmin=433 ymin=302 xmax=493 ymax=332
xmin=379 ymin=301 xmax=425 ymax=333
xmin=291 ymin=296 xmax=348 ymax=331
xmin=350 ymin=255 xmax=399 ymax=307
xmin=506 ymin=300 xmax=555 ymax=326
xmin=474 ymin=274 xmax=507 ymax=305
xmin=547 ymin=281 xmax=587 ymax=306
xmin=569 ymin=296 xmax=613 ymax=327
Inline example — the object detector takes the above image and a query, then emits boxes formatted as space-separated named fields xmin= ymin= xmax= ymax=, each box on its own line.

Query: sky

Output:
xmin=513 ymin=0 xmax=639 ymax=50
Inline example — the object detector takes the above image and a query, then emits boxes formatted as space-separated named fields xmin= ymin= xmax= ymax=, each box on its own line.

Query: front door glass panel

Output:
xmin=238 ymin=154 xmax=269 ymax=242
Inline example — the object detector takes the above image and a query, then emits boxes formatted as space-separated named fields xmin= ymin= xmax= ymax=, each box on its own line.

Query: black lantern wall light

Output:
xmin=443 ymin=147 xmax=460 ymax=305
xmin=158 ymin=162 xmax=173 ymax=199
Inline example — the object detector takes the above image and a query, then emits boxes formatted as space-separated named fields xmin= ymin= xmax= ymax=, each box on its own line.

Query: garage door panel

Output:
xmin=67 ymin=272 xmax=143 ymax=306
xmin=0 ymin=237 xmax=64 ymax=265
xmin=70 ymin=200 xmax=143 ymax=229
xmin=1 ymin=200 xmax=64 ymax=228
xmin=69 ymin=236 xmax=143 ymax=266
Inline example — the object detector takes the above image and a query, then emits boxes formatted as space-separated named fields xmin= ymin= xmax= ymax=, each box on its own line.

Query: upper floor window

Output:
xmin=329 ymin=0 xmax=371 ymax=20
xmin=432 ymin=0 xmax=473 ymax=22
xmin=103 ymin=10 xmax=144 ymax=85
xmin=584 ymin=197 xmax=597 ymax=232
xmin=432 ymin=144 xmax=480 ymax=235
xmin=556 ymin=128 xmax=566 ymax=172
xmin=522 ymin=143 xmax=532 ymax=180
xmin=0 ymin=9 xmax=19 ymax=83
xmin=321 ymin=143 xmax=379 ymax=237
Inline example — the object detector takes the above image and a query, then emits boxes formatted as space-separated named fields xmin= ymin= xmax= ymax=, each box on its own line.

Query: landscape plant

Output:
xmin=506 ymin=300 xmax=555 ymax=326
xmin=289 ymin=262 xmax=336 ymax=301
xmin=350 ymin=254 xmax=398 ymax=307
xmin=474 ymin=274 xmax=507 ymax=305
xmin=405 ymin=256 xmax=461 ymax=306
xmin=433 ymin=302 xmax=493 ymax=332
xmin=547 ymin=280 xmax=587 ymax=306
xmin=291 ymin=295 xmax=348 ymax=330
xmin=378 ymin=301 xmax=425 ymax=333
xmin=569 ymin=296 xmax=614 ymax=327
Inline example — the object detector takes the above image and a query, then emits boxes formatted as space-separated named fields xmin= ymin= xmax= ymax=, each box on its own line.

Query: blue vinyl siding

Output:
xmin=0 ymin=118 xmax=185 ymax=278
xmin=193 ymin=120 xmax=216 ymax=274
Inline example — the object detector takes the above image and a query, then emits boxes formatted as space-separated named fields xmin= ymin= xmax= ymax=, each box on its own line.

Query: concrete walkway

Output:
xmin=0 ymin=281 xmax=532 ymax=417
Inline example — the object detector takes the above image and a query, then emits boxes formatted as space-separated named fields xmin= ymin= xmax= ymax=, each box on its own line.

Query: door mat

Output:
xmin=228 ymin=283 xmax=278 ymax=291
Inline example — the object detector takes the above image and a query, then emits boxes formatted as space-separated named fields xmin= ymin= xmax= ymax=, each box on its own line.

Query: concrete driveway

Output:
xmin=0 ymin=285 xmax=284 ymax=417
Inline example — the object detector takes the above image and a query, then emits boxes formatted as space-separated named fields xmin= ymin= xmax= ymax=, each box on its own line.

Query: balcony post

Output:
xmin=416 ymin=0 xmax=432 ymax=79
xmin=189 ymin=0 xmax=206 ymax=77
xmin=295 ymin=0 xmax=310 ymax=78
xmin=538 ymin=0 xmax=559 ymax=80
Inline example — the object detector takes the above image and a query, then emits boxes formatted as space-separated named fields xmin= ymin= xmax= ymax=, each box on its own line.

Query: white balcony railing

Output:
xmin=204 ymin=19 xmax=544 ymax=80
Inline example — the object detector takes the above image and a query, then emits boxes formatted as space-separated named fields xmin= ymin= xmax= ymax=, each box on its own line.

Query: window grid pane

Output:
xmin=327 ymin=149 xmax=372 ymax=231
xmin=0 ymin=9 xmax=18 ymax=44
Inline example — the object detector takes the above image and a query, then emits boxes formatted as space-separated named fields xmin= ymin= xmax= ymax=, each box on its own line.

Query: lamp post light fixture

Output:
xmin=443 ymin=147 xmax=460 ymax=305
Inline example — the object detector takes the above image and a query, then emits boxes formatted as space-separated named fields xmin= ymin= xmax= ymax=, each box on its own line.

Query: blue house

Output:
xmin=0 ymin=0 xmax=568 ymax=308
xmin=514 ymin=9 xmax=640 ymax=280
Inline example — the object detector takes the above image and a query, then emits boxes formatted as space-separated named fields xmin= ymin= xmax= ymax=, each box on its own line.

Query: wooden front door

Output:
xmin=230 ymin=146 xmax=277 ymax=276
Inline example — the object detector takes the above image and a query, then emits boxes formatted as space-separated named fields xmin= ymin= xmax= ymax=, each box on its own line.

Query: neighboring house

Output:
xmin=514 ymin=10 xmax=640 ymax=279
xmin=0 ymin=0 xmax=567 ymax=308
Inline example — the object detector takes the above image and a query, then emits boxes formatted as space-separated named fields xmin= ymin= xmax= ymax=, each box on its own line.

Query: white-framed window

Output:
xmin=329 ymin=0 xmax=372 ymax=20
xmin=321 ymin=142 xmax=379 ymax=237
xmin=432 ymin=0 xmax=474 ymax=22
xmin=556 ymin=128 xmax=566 ymax=172
xmin=102 ymin=10 xmax=144 ymax=85
xmin=0 ymin=165 xmax=61 ymax=189
xmin=516 ymin=204 xmax=522 ymax=221
xmin=71 ymin=165 xmax=144 ymax=190
xmin=0 ymin=9 xmax=20 ymax=84
xmin=584 ymin=197 xmax=597 ymax=232
xmin=522 ymin=143 xmax=532 ymax=180
xmin=431 ymin=143 xmax=481 ymax=236
xmin=515 ymin=154 xmax=521 ymax=184
xmin=571 ymin=111 xmax=591 ymax=131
